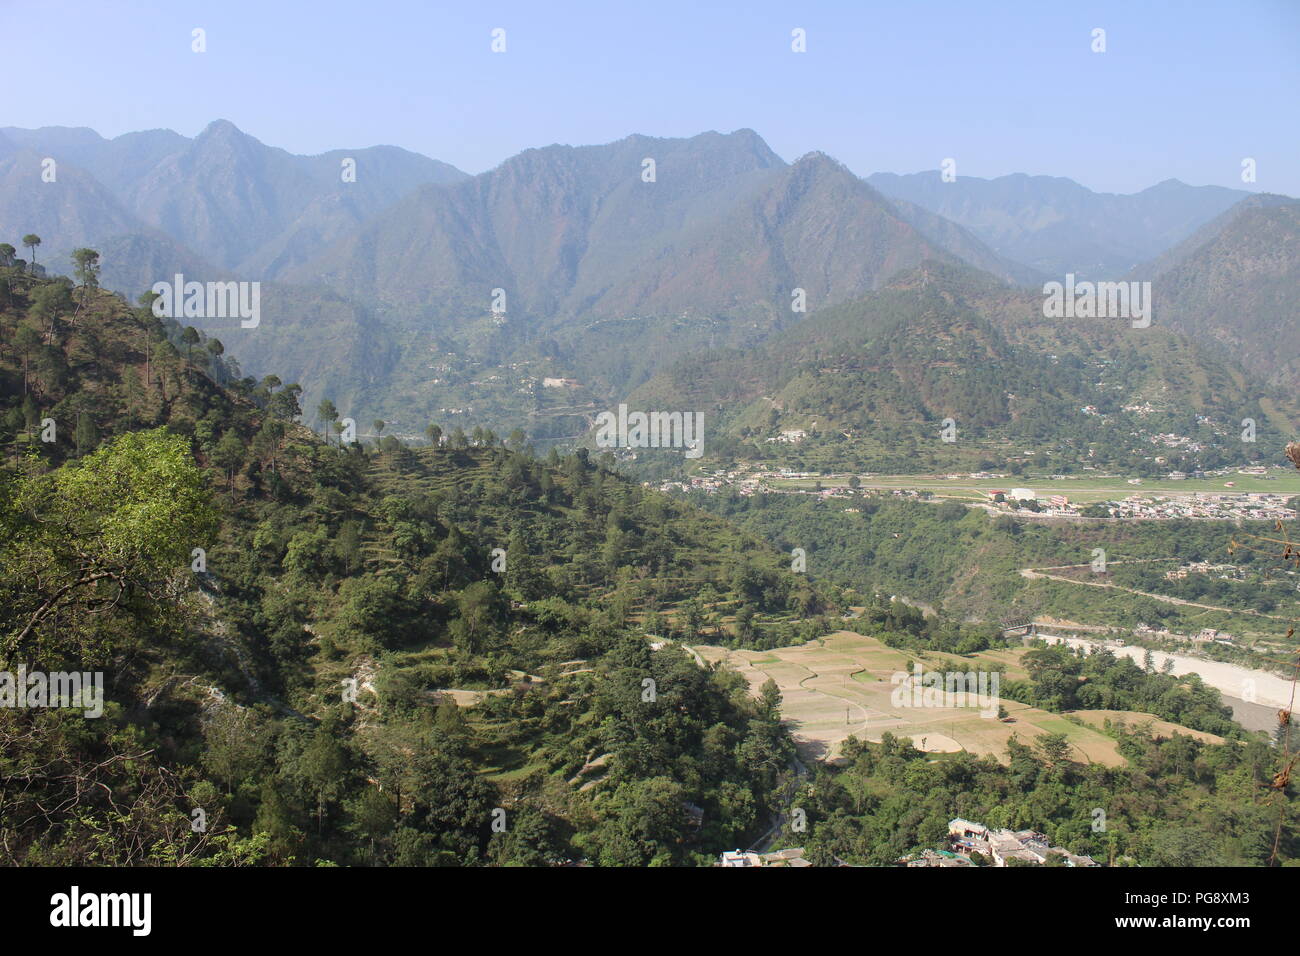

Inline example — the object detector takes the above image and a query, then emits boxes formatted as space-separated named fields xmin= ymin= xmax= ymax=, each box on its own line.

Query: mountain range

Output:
xmin=620 ymin=259 xmax=1299 ymax=475
xmin=0 ymin=120 xmax=467 ymax=283
xmin=1130 ymin=196 xmax=1300 ymax=390
xmin=866 ymin=170 xmax=1254 ymax=280
xmin=1 ymin=121 xmax=1293 ymax=443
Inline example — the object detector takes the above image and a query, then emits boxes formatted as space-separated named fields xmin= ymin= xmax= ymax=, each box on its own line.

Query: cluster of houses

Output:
xmin=765 ymin=429 xmax=808 ymax=444
xmin=652 ymin=466 xmax=1295 ymax=526
xmin=899 ymin=848 xmax=974 ymax=867
xmin=987 ymin=489 xmax=1077 ymax=516
xmin=1132 ymin=623 xmax=1235 ymax=646
xmin=1105 ymin=492 xmax=1296 ymax=522
xmin=718 ymin=847 xmax=810 ymax=867
xmin=656 ymin=473 xmax=756 ymax=495
xmin=1148 ymin=432 xmax=1205 ymax=452
xmin=1164 ymin=562 xmax=1240 ymax=581
xmin=914 ymin=819 xmax=1100 ymax=867
xmin=722 ymin=825 xmax=1101 ymax=867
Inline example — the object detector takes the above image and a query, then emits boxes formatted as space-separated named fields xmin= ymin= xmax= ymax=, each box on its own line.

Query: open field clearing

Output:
xmin=695 ymin=631 xmax=1126 ymax=765
xmin=923 ymin=646 xmax=1033 ymax=681
xmin=764 ymin=472 xmax=1300 ymax=502
xmin=1068 ymin=710 xmax=1227 ymax=745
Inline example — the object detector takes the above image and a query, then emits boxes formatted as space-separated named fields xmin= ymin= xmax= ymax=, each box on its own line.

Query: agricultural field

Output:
xmin=763 ymin=471 xmax=1300 ymax=503
xmin=694 ymin=631 xmax=1127 ymax=766
xmin=1068 ymin=710 xmax=1227 ymax=746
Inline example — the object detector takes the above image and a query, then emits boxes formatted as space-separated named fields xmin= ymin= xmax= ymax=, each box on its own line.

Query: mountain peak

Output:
xmin=790 ymin=151 xmax=849 ymax=176
xmin=197 ymin=119 xmax=248 ymax=141
xmin=720 ymin=127 xmax=771 ymax=151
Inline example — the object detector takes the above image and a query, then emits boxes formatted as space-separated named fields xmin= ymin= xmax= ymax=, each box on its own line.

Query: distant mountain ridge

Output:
xmin=0 ymin=120 xmax=469 ymax=280
xmin=618 ymin=260 xmax=1299 ymax=474
xmin=3 ymin=122 xmax=1292 ymax=439
xmin=270 ymin=133 xmax=1020 ymax=428
xmin=1130 ymin=198 xmax=1300 ymax=391
xmin=0 ymin=121 xmax=1038 ymax=314
xmin=285 ymin=136 xmax=986 ymax=327
xmin=866 ymin=170 xmax=1260 ymax=280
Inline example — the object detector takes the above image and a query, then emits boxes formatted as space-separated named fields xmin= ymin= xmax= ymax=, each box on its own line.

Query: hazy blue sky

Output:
xmin=4 ymin=0 xmax=1297 ymax=194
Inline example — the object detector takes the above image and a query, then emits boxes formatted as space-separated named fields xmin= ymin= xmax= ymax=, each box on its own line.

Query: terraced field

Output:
xmin=1068 ymin=710 xmax=1227 ymax=745
xmin=696 ymin=631 xmax=1126 ymax=766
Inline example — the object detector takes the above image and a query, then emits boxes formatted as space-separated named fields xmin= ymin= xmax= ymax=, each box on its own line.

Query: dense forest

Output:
xmin=0 ymin=257 xmax=815 ymax=865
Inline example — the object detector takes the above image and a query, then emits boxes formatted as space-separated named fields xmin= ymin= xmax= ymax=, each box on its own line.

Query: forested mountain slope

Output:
xmin=621 ymin=261 xmax=1298 ymax=475
xmin=0 ymin=264 xmax=827 ymax=866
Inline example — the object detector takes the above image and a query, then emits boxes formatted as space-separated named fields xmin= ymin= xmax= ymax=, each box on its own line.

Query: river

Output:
xmin=1037 ymin=633 xmax=1293 ymax=734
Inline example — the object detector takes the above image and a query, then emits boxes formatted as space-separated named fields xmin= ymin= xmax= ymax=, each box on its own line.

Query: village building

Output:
xmin=719 ymin=847 xmax=809 ymax=867
xmin=946 ymin=819 xmax=1099 ymax=867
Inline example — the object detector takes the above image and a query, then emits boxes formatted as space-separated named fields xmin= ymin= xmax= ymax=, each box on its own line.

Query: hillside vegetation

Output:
xmin=621 ymin=261 xmax=1298 ymax=476
xmin=0 ymin=262 xmax=825 ymax=865
xmin=3 ymin=247 xmax=1297 ymax=868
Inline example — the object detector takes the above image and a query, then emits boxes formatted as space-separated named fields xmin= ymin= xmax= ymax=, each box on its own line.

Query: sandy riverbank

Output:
xmin=1039 ymin=634 xmax=1295 ymax=716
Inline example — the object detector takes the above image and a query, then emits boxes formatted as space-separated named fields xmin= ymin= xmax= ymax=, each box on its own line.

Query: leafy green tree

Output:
xmin=490 ymin=805 xmax=559 ymax=866
xmin=202 ymin=705 xmax=269 ymax=795
xmin=303 ymin=732 xmax=351 ymax=833
xmin=434 ymin=695 xmax=470 ymax=739
xmin=735 ymin=603 xmax=756 ymax=643
xmin=212 ymin=430 xmax=245 ymax=489
xmin=181 ymin=326 xmax=201 ymax=362
xmin=344 ymin=787 xmax=399 ymax=864
xmin=331 ymin=575 xmax=411 ymax=650
xmin=30 ymin=282 xmax=72 ymax=338
xmin=334 ymin=520 xmax=363 ymax=574
xmin=267 ymin=383 xmax=302 ymax=421
xmin=589 ymin=776 xmax=688 ymax=866
xmin=451 ymin=580 xmax=506 ymax=654
xmin=0 ymin=428 xmax=218 ymax=665
xmin=1036 ymin=732 xmax=1072 ymax=770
